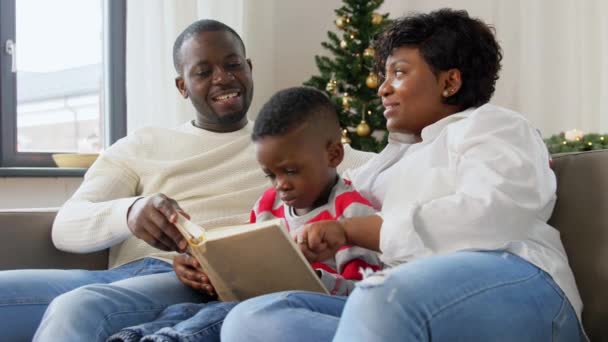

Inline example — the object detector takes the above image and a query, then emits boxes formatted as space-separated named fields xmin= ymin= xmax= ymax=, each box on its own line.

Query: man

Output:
xmin=0 ymin=20 xmax=372 ymax=341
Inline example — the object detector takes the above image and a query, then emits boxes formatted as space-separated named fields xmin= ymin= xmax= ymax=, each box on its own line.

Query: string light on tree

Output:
xmin=340 ymin=40 xmax=348 ymax=49
xmin=341 ymin=129 xmax=352 ymax=144
xmin=342 ymin=93 xmax=352 ymax=110
xmin=363 ymin=47 xmax=375 ymax=58
xmin=326 ymin=76 xmax=337 ymax=93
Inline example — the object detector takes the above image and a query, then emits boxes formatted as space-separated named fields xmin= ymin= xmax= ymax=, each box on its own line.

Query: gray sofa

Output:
xmin=1 ymin=150 xmax=607 ymax=340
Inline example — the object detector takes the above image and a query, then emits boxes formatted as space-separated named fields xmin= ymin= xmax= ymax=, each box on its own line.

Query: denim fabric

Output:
xmin=221 ymin=251 xmax=582 ymax=342
xmin=107 ymin=301 xmax=237 ymax=342
xmin=0 ymin=258 xmax=206 ymax=342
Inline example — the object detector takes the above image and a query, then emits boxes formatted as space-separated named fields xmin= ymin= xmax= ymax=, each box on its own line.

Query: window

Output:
xmin=0 ymin=0 xmax=125 ymax=167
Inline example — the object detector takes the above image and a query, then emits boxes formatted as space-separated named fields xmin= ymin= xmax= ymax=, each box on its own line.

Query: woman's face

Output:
xmin=378 ymin=47 xmax=453 ymax=136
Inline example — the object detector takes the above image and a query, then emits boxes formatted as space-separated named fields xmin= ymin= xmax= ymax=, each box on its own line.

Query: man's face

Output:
xmin=176 ymin=30 xmax=253 ymax=126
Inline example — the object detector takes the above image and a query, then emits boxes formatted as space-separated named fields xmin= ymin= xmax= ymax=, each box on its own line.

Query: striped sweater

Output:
xmin=250 ymin=177 xmax=382 ymax=296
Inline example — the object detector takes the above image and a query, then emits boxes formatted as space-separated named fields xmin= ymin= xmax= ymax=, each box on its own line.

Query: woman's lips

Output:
xmin=383 ymin=103 xmax=399 ymax=117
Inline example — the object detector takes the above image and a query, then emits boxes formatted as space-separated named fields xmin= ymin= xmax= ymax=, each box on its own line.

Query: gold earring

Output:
xmin=443 ymin=90 xmax=450 ymax=97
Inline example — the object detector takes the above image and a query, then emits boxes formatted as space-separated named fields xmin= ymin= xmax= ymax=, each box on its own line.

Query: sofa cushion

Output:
xmin=549 ymin=150 xmax=608 ymax=340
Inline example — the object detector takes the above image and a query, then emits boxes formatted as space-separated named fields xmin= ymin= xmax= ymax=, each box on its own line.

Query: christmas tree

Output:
xmin=304 ymin=0 xmax=391 ymax=152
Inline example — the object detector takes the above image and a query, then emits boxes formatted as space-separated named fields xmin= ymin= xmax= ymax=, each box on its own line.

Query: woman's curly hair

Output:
xmin=373 ymin=8 xmax=502 ymax=109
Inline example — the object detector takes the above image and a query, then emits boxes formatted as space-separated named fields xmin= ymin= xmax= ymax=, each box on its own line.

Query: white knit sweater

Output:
xmin=52 ymin=121 xmax=374 ymax=268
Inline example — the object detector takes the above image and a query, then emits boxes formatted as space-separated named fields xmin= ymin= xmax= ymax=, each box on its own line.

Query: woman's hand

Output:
xmin=297 ymin=220 xmax=348 ymax=262
xmin=173 ymin=253 xmax=216 ymax=298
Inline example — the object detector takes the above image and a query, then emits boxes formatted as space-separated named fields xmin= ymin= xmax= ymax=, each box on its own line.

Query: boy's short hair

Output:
xmin=373 ymin=8 xmax=502 ymax=108
xmin=252 ymin=86 xmax=339 ymax=141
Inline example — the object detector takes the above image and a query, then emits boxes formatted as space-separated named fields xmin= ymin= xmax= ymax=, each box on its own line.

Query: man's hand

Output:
xmin=173 ymin=254 xmax=216 ymax=297
xmin=127 ymin=193 xmax=189 ymax=252
xmin=297 ymin=220 xmax=348 ymax=263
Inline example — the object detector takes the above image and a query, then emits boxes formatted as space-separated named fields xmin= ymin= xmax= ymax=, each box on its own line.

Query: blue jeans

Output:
xmin=0 ymin=258 xmax=207 ymax=342
xmin=221 ymin=251 xmax=582 ymax=342
xmin=107 ymin=301 xmax=237 ymax=342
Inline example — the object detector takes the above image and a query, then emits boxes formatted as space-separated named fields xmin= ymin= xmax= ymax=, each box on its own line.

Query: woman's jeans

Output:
xmin=0 ymin=257 xmax=207 ymax=342
xmin=221 ymin=251 xmax=582 ymax=342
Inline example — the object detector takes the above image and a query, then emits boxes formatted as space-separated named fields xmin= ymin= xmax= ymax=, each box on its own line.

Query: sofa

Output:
xmin=0 ymin=150 xmax=606 ymax=340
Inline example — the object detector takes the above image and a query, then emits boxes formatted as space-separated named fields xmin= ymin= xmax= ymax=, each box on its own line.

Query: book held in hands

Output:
xmin=174 ymin=215 xmax=329 ymax=301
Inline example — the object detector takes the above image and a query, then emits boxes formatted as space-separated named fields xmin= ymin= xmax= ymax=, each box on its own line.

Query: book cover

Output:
xmin=175 ymin=215 xmax=329 ymax=301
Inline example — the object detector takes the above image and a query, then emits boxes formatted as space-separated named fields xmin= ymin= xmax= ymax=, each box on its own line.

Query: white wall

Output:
xmin=243 ymin=0 xmax=344 ymax=120
xmin=0 ymin=177 xmax=82 ymax=209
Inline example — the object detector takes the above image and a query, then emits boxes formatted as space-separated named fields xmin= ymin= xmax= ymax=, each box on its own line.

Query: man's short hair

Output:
xmin=173 ymin=19 xmax=246 ymax=74
xmin=252 ymin=86 xmax=339 ymax=141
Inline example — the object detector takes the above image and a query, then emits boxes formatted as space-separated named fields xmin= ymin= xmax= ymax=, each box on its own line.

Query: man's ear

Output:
xmin=440 ymin=68 xmax=462 ymax=97
xmin=247 ymin=58 xmax=253 ymax=72
xmin=175 ymin=76 xmax=188 ymax=99
xmin=327 ymin=140 xmax=344 ymax=168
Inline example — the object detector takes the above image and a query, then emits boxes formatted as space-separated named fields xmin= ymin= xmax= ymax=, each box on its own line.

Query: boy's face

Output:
xmin=255 ymin=124 xmax=343 ymax=212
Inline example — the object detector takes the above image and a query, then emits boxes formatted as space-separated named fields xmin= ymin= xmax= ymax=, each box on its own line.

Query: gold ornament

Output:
xmin=342 ymin=93 xmax=352 ymax=109
xmin=335 ymin=16 xmax=346 ymax=30
xmin=340 ymin=40 xmax=348 ymax=49
xmin=356 ymin=120 xmax=371 ymax=136
xmin=326 ymin=78 xmax=337 ymax=92
xmin=371 ymin=13 xmax=383 ymax=25
xmin=366 ymin=73 xmax=380 ymax=88
xmin=363 ymin=47 xmax=375 ymax=58
xmin=341 ymin=129 xmax=352 ymax=144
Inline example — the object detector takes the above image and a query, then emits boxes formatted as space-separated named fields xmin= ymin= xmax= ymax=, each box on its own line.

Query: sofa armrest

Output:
xmin=0 ymin=208 xmax=108 ymax=270
xmin=549 ymin=150 xmax=608 ymax=340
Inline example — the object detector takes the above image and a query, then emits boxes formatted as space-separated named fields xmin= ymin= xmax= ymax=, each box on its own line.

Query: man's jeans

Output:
xmin=221 ymin=251 xmax=582 ymax=342
xmin=0 ymin=257 xmax=206 ymax=342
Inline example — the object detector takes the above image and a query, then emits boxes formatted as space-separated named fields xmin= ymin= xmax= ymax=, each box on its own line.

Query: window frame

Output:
xmin=0 ymin=0 xmax=126 ymax=169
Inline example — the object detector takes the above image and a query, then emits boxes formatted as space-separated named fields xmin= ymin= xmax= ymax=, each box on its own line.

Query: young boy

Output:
xmin=250 ymin=86 xmax=381 ymax=295
xmin=107 ymin=86 xmax=380 ymax=341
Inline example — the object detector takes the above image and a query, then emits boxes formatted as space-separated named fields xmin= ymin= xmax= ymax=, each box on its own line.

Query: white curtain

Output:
xmin=125 ymin=0 xmax=244 ymax=132
xmin=381 ymin=0 xmax=608 ymax=136
xmin=126 ymin=0 xmax=608 ymax=136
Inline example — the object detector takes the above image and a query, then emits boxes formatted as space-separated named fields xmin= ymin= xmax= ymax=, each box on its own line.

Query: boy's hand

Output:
xmin=297 ymin=220 xmax=347 ymax=262
xmin=173 ymin=254 xmax=216 ymax=298
xmin=127 ymin=193 xmax=190 ymax=252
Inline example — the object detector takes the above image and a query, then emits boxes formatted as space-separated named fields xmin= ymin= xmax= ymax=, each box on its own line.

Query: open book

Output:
xmin=174 ymin=215 xmax=329 ymax=302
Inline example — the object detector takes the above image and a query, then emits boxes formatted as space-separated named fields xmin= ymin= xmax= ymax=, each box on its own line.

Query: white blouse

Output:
xmin=351 ymin=104 xmax=582 ymax=320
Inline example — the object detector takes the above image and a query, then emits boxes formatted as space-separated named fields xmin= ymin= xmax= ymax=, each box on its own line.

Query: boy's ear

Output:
xmin=327 ymin=140 xmax=344 ymax=168
xmin=175 ymin=76 xmax=188 ymax=99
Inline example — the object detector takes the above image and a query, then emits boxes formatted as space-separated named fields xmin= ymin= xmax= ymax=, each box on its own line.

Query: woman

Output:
xmin=221 ymin=9 xmax=584 ymax=341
